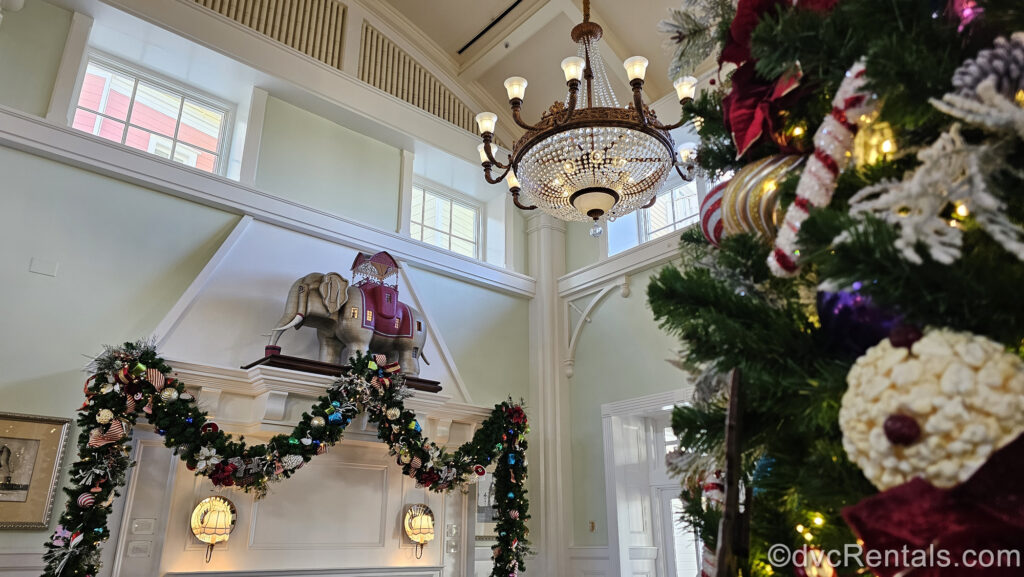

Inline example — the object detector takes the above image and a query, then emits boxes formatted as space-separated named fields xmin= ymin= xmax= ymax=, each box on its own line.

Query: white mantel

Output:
xmin=107 ymin=361 xmax=491 ymax=577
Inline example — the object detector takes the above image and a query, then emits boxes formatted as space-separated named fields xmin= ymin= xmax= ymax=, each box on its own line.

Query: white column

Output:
xmin=397 ymin=149 xmax=415 ymax=235
xmin=238 ymin=87 xmax=268 ymax=187
xmin=526 ymin=213 xmax=570 ymax=576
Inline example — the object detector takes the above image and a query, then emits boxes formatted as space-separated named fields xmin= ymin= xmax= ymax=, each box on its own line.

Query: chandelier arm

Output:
xmin=511 ymin=105 xmax=542 ymax=131
xmin=674 ymin=163 xmax=696 ymax=182
xmin=641 ymin=195 xmax=658 ymax=209
xmin=511 ymin=191 xmax=537 ymax=210
xmin=483 ymin=162 xmax=512 ymax=185
xmin=630 ymin=81 xmax=648 ymax=126
xmin=482 ymin=140 xmax=510 ymax=170
xmin=649 ymin=117 xmax=687 ymax=131
xmin=555 ymin=80 xmax=581 ymax=126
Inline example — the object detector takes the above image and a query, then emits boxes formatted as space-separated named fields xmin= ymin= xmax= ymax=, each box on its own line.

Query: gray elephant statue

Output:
xmin=267 ymin=268 xmax=427 ymax=375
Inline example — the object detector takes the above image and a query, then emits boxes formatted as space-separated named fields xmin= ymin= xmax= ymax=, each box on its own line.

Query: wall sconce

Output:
xmin=403 ymin=504 xmax=435 ymax=559
xmin=190 ymin=496 xmax=237 ymax=563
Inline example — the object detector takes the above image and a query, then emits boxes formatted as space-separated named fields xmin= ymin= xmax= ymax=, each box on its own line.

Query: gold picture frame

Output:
xmin=0 ymin=412 xmax=71 ymax=529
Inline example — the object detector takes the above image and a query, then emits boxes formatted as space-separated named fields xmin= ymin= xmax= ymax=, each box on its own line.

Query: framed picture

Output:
xmin=0 ymin=412 xmax=71 ymax=529
xmin=474 ymin=472 xmax=498 ymax=542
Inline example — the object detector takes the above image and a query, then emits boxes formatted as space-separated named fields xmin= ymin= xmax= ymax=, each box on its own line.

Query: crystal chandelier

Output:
xmin=474 ymin=0 xmax=698 ymax=236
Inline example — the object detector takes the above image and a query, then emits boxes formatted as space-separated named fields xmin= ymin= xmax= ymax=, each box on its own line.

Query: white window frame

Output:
xmin=409 ymin=177 xmax=485 ymax=260
xmin=70 ymin=51 xmax=235 ymax=176
xmin=639 ymin=179 xmax=702 ymax=243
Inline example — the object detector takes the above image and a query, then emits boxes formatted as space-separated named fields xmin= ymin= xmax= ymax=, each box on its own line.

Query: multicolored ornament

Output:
xmin=310 ymin=416 xmax=326 ymax=428
xmin=159 ymin=388 xmax=179 ymax=402
xmin=386 ymin=407 xmax=401 ymax=420
xmin=840 ymin=328 xmax=1024 ymax=489
xmin=721 ymin=154 xmax=804 ymax=240
xmin=145 ymin=367 xmax=165 ymax=391
xmin=95 ymin=409 xmax=114 ymax=425
xmin=76 ymin=493 xmax=95 ymax=508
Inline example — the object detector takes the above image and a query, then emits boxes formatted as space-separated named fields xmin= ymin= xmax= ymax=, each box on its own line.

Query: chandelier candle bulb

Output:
xmin=504 ymin=77 xmax=528 ymax=101
xmin=560 ymin=56 xmax=585 ymax=82
xmin=506 ymin=171 xmax=521 ymax=191
xmin=623 ymin=56 xmax=649 ymax=82
xmin=673 ymin=76 xmax=698 ymax=101
xmin=678 ymin=143 xmax=696 ymax=163
xmin=474 ymin=112 xmax=497 ymax=135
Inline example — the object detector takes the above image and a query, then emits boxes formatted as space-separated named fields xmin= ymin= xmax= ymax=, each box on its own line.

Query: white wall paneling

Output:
xmin=0 ymin=105 xmax=534 ymax=298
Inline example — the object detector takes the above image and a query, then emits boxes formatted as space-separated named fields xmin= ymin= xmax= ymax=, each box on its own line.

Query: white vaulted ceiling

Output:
xmin=379 ymin=0 xmax=684 ymax=139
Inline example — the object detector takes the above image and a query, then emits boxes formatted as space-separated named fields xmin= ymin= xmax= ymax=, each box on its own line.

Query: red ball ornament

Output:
xmin=889 ymin=323 xmax=923 ymax=349
xmin=884 ymin=414 xmax=922 ymax=446
xmin=200 ymin=422 xmax=219 ymax=434
xmin=474 ymin=464 xmax=486 ymax=476
xmin=77 ymin=493 xmax=95 ymax=508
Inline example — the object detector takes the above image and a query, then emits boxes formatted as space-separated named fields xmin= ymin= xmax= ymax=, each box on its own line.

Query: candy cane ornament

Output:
xmin=769 ymin=59 xmax=878 ymax=277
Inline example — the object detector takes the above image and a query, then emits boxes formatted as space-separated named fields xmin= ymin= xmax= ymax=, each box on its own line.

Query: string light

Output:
xmin=880 ymin=139 xmax=894 ymax=154
xmin=792 ymin=125 xmax=805 ymax=137
xmin=955 ymin=203 xmax=969 ymax=217
xmin=812 ymin=515 xmax=825 ymax=527
xmin=803 ymin=532 xmax=815 ymax=542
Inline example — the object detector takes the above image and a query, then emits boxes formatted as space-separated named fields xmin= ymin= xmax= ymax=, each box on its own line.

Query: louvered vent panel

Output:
xmin=359 ymin=23 xmax=477 ymax=134
xmin=191 ymin=0 xmax=346 ymax=70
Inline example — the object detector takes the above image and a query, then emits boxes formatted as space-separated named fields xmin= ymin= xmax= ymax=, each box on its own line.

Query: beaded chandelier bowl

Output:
xmin=475 ymin=0 xmax=699 ymax=236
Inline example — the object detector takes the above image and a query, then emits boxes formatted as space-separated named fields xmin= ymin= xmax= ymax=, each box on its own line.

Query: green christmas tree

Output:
xmin=650 ymin=0 xmax=1024 ymax=575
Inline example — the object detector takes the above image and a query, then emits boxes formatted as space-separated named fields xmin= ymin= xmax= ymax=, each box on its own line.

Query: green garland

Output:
xmin=42 ymin=340 xmax=530 ymax=577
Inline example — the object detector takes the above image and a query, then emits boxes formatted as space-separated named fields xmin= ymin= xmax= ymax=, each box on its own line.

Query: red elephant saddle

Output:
xmin=357 ymin=283 xmax=413 ymax=338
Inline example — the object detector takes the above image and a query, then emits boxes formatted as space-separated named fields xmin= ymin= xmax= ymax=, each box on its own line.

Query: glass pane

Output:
xmin=178 ymin=99 xmax=224 ymax=151
xmin=647 ymin=226 xmax=674 ymax=241
xmin=130 ymin=82 xmax=181 ymax=137
xmin=450 ymin=236 xmax=476 ymax=257
xmin=607 ymin=213 xmax=640 ymax=256
xmin=410 ymin=223 xmax=422 ymax=241
xmin=72 ymin=109 xmax=125 ymax=143
xmin=423 ymin=193 xmax=452 ymax=232
xmin=451 ymin=203 xmax=477 ymax=241
xmin=646 ymin=193 xmax=673 ymax=238
xmin=421 ymin=228 xmax=449 ymax=251
xmin=410 ymin=188 xmax=424 ymax=225
xmin=77 ymin=62 xmax=134 ymax=121
xmin=125 ymin=127 xmax=173 ymax=159
xmin=672 ymin=498 xmax=700 ymax=577
xmin=174 ymin=141 xmax=217 ymax=173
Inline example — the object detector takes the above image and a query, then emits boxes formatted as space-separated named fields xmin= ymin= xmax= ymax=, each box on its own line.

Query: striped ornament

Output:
xmin=146 ymin=368 xmax=165 ymax=391
xmin=373 ymin=354 xmax=387 ymax=365
xmin=87 ymin=419 xmax=126 ymax=448
xmin=76 ymin=493 xmax=95 ymax=508
xmin=700 ymin=181 xmax=727 ymax=246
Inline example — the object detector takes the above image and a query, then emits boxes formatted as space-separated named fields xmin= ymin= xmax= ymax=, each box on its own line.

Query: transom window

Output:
xmin=71 ymin=56 xmax=231 ymax=174
xmin=642 ymin=181 xmax=700 ymax=242
xmin=410 ymin=185 xmax=480 ymax=258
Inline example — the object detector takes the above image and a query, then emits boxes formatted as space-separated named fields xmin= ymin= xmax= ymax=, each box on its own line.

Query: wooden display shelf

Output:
xmin=241 ymin=353 xmax=442 ymax=393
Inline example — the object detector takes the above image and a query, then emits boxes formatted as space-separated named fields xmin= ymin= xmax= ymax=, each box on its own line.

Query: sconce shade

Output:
xmin=475 ymin=112 xmax=498 ymax=135
xmin=674 ymin=75 xmax=698 ymax=101
xmin=623 ymin=56 xmax=649 ymax=81
xmin=190 ymin=496 xmax=236 ymax=562
xmin=404 ymin=504 xmax=436 ymax=544
xmin=504 ymin=76 xmax=528 ymax=100
xmin=560 ymin=57 xmax=585 ymax=82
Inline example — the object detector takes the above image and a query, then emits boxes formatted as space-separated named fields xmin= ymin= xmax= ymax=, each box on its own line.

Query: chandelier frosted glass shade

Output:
xmin=475 ymin=0 xmax=697 ymax=228
xmin=515 ymin=115 xmax=675 ymax=222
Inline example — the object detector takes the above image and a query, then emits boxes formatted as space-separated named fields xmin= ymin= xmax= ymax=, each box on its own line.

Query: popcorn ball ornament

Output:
xmin=840 ymin=328 xmax=1024 ymax=490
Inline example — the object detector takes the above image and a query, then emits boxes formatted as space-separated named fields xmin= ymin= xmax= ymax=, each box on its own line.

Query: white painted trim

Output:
xmin=340 ymin=1 xmax=365 ymax=75
xmin=165 ymin=569 xmax=443 ymax=577
xmin=0 ymin=552 xmax=44 ymax=575
xmin=0 ymin=106 xmax=536 ymax=297
xmin=46 ymin=11 xmax=93 ymax=125
xmin=601 ymin=389 xmax=692 ymax=419
xmin=397 ymin=267 xmax=474 ymax=405
xmin=152 ymin=215 xmax=253 ymax=347
xmin=558 ymin=233 xmax=680 ymax=298
xmin=564 ymin=283 xmax=620 ymax=379
xmin=397 ymin=149 xmax=415 ymax=235
xmin=238 ymin=87 xmax=268 ymax=186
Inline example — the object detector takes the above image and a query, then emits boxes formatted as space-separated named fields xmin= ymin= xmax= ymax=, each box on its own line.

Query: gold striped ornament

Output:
xmin=719 ymin=155 xmax=805 ymax=241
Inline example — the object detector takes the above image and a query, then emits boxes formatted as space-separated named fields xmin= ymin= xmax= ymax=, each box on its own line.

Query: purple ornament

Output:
xmin=816 ymin=289 xmax=900 ymax=357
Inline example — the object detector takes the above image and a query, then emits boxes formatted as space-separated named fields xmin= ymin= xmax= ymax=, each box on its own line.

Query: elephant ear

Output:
xmin=319 ymin=273 xmax=349 ymax=314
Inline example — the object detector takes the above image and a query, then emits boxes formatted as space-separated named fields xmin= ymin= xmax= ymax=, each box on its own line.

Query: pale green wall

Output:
xmin=0 ymin=0 xmax=71 ymax=116
xmin=568 ymin=264 xmax=688 ymax=546
xmin=0 ymin=145 xmax=239 ymax=551
xmin=566 ymin=221 xmax=601 ymax=273
xmin=405 ymin=266 xmax=531 ymax=407
xmin=256 ymin=96 xmax=401 ymax=231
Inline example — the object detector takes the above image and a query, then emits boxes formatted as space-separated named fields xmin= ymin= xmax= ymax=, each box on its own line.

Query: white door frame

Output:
xmin=602 ymin=388 xmax=692 ymax=577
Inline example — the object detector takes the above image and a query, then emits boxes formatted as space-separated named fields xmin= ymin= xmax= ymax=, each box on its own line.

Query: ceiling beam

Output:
xmin=459 ymin=0 xmax=564 ymax=81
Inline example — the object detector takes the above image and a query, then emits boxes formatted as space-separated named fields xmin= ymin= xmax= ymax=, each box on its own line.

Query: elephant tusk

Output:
xmin=272 ymin=314 xmax=305 ymax=331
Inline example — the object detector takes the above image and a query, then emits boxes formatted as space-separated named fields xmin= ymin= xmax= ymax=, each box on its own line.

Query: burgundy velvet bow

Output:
xmin=843 ymin=434 xmax=1024 ymax=577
